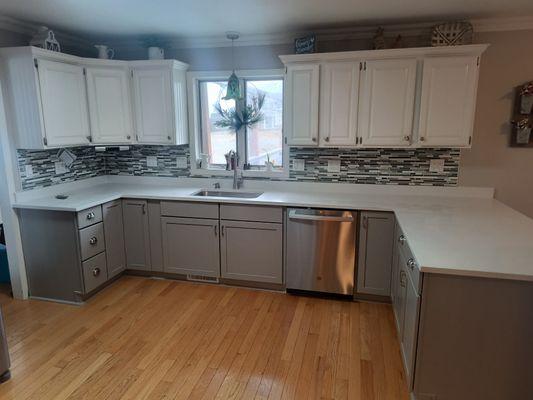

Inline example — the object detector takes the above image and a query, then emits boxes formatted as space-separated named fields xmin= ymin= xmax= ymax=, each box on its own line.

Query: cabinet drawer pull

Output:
xmin=214 ymin=225 xmax=218 ymax=236
xmin=407 ymin=258 xmax=416 ymax=270
xmin=86 ymin=212 xmax=95 ymax=220
xmin=92 ymin=267 xmax=101 ymax=277
xmin=398 ymin=235 xmax=406 ymax=245
xmin=89 ymin=237 xmax=98 ymax=245
xmin=221 ymin=226 xmax=225 ymax=236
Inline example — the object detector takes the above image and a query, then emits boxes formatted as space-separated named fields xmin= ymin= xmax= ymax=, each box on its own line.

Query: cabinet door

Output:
xmin=122 ymin=199 xmax=151 ymax=271
xmin=103 ymin=200 xmax=126 ymax=278
xmin=319 ymin=62 xmax=360 ymax=147
xmin=86 ymin=66 xmax=133 ymax=144
xmin=418 ymin=56 xmax=479 ymax=147
xmin=132 ymin=67 xmax=174 ymax=144
xmin=284 ymin=64 xmax=319 ymax=146
xmin=36 ymin=59 xmax=90 ymax=147
xmin=172 ymin=68 xmax=189 ymax=145
xmin=161 ymin=217 xmax=220 ymax=277
xmin=220 ymin=220 xmax=283 ymax=284
xmin=356 ymin=212 xmax=395 ymax=296
xmin=358 ymin=59 xmax=417 ymax=147
xmin=402 ymin=270 xmax=421 ymax=389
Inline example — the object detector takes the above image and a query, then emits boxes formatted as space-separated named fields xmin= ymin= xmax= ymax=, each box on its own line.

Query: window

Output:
xmin=192 ymin=71 xmax=285 ymax=175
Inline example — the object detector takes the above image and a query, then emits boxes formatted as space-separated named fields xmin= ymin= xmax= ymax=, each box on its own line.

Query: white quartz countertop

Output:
xmin=12 ymin=177 xmax=533 ymax=283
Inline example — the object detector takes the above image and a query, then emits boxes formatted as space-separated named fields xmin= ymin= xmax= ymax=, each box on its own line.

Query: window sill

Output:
xmin=190 ymin=167 xmax=288 ymax=179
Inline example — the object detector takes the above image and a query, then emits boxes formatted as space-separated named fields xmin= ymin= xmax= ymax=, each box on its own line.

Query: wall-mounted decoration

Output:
xmin=294 ymin=35 xmax=316 ymax=54
xmin=431 ymin=21 xmax=473 ymax=47
xmin=372 ymin=27 xmax=386 ymax=50
xmin=510 ymin=82 xmax=533 ymax=147
xmin=57 ymin=148 xmax=77 ymax=169
xmin=29 ymin=26 xmax=61 ymax=52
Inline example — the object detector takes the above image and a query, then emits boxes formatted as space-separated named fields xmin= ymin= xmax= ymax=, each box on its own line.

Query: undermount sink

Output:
xmin=192 ymin=190 xmax=263 ymax=199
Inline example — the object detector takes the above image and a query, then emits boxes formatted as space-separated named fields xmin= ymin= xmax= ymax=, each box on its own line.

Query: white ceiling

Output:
xmin=1 ymin=0 xmax=533 ymax=41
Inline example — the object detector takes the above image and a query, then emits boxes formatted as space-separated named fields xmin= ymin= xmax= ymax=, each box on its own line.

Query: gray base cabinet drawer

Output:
xmin=161 ymin=217 xmax=220 ymax=277
xmin=82 ymin=252 xmax=108 ymax=293
xmin=160 ymin=201 xmax=219 ymax=219
xmin=220 ymin=220 xmax=283 ymax=284
xmin=220 ymin=204 xmax=282 ymax=223
xmin=79 ymin=222 xmax=105 ymax=261
xmin=77 ymin=205 xmax=102 ymax=229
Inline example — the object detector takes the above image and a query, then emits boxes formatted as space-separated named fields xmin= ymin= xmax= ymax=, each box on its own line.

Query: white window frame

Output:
xmin=187 ymin=69 xmax=288 ymax=178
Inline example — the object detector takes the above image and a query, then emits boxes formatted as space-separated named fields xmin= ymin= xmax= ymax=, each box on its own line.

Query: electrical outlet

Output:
xmin=327 ymin=159 xmax=341 ymax=173
xmin=146 ymin=156 xmax=158 ymax=168
xmin=292 ymin=159 xmax=305 ymax=171
xmin=176 ymin=156 xmax=188 ymax=169
xmin=24 ymin=164 xmax=34 ymax=178
xmin=54 ymin=161 xmax=68 ymax=175
xmin=429 ymin=159 xmax=445 ymax=173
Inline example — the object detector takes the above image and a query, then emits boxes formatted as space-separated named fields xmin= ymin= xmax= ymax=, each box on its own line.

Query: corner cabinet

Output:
xmin=279 ymin=44 xmax=488 ymax=149
xmin=0 ymin=47 xmax=189 ymax=149
xmin=122 ymin=199 xmax=151 ymax=271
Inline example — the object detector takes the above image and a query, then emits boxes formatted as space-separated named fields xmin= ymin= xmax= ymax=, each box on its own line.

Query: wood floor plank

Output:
xmin=0 ymin=277 xmax=409 ymax=400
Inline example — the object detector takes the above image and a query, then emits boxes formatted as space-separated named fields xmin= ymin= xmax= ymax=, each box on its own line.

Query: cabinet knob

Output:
xmin=420 ymin=136 xmax=426 ymax=142
xmin=92 ymin=267 xmax=100 ymax=277
xmin=399 ymin=235 xmax=406 ymax=244
xmin=89 ymin=237 xmax=98 ymax=245
xmin=324 ymin=137 xmax=330 ymax=142
xmin=167 ymin=136 xmax=171 ymax=141
xmin=86 ymin=212 xmax=95 ymax=220
xmin=127 ymin=135 xmax=131 ymax=140
xmin=404 ymin=135 xmax=410 ymax=141
xmin=312 ymin=137 xmax=317 ymax=143
xmin=408 ymin=258 xmax=416 ymax=270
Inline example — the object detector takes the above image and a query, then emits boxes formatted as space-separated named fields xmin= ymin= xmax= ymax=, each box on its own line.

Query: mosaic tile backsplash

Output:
xmin=17 ymin=145 xmax=460 ymax=190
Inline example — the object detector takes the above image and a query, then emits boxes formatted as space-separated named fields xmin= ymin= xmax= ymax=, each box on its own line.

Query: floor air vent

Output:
xmin=186 ymin=274 xmax=219 ymax=283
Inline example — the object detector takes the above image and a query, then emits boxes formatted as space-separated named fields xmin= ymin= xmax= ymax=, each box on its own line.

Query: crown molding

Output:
xmin=471 ymin=16 xmax=533 ymax=32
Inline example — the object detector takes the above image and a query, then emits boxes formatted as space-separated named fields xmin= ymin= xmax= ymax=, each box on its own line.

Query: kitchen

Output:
xmin=0 ymin=1 xmax=532 ymax=400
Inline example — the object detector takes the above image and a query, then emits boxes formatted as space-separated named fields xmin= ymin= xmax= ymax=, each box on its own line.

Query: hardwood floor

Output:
xmin=0 ymin=276 xmax=409 ymax=400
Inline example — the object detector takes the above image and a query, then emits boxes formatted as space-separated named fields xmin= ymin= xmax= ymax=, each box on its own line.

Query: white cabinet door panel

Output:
xmin=418 ymin=56 xmax=479 ymax=147
xmin=284 ymin=64 xmax=319 ymax=146
xmin=86 ymin=67 xmax=133 ymax=144
xmin=358 ymin=59 xmax=417 ymax=147
xmin=133 ymin=67 xmax=174 ymax=144
xmin=36 ymin=59 xmax=90 ymax=147
xmin=319 ymin=62 xmax=360 ymax=147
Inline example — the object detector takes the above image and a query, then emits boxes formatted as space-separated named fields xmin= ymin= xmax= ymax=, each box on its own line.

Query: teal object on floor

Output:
xmin=0 ymin=245 xmax=10 ymax=284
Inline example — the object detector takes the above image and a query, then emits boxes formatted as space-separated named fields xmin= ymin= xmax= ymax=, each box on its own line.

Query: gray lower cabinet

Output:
xmin=356 ymin=211 xmax=395 ymax=296
xmin=220 ymin=220 xmax=283 ymax=284
xmin=122 ymin=199 xmax=151 ymax=271
xmin=402 ymin=268 xmax=420 ymax=388
xmin=102 ymin=200 xmax=126 ymax=278
xmin=161 ymin=216 xmax=220 ymax=277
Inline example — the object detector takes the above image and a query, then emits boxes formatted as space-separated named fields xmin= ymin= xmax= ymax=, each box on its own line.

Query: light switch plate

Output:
xmin=429 ymin=159 xmax=445 ymax=173
xmin=146 ymin=156 xmax=158 ymax=168
xmin=292 ymin=159 xmax=305 ymax=171
xmin=176 ymin=156 xmax=188 ymax=169
xmin=24 ymin=164 xmax=34 ymax=178
xmin=54 ymin=161 xmax=68 ymax=175
xmin=327 ymin=159 xmax=341 ymax=173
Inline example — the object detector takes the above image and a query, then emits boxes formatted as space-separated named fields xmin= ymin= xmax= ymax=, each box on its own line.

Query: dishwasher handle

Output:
xmin=288 ymin=209 xmax=354 ymax=222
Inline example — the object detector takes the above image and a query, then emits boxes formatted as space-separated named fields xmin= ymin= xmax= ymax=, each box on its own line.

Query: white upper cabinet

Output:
xmin=418 ymin=56 xmax=479 ymax=147
xmin=358 ymin=59 xmax=417 ymax=147
xmin=284 ymin=64 xmax=319 ymax=146
xmin=319 ymin=62 xmax=360 ymax=147
xmin=86 ymin=66 xmax=133 ymax=144
xmin=36 ymin=59 xmax=90 ymax=147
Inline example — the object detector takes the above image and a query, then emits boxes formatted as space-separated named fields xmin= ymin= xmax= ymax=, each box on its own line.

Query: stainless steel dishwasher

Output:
xmin=286 ymin=208 xmax=357 ymax=295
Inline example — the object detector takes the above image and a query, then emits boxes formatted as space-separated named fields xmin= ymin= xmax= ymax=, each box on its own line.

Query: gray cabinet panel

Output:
xmin=160 ymin=201 xmax=219 ymax=219
xmin=79 ymin=222 xmax=105 ymax=261
xmin=82 ymin=252 xmax=108 ymax=293
xmin=356 ymin=211 xmax=395 ymax=296
xmin=402 ymin=270 xmax=420 ymax=389
xmin=122 ymin=199 xmax=151 ymax=271
xmin=77 ymin=205 xmax=102 ymax=229
xmin=148 ymin=201 xmax=163 ymax=272
xmin=161 ymin=217 xmax=220 ymax=277
xmin=220 ymin=220 xmax=283 ymax=284
xmin=103 ymin=200 xmax=126 ymax=278
xmin=394 ymin=249 xmax=408 ymax=338
xmin=220 ymin=204 xmax=283 ymax=223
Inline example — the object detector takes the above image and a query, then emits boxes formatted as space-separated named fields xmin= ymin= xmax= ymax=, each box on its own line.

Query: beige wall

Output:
xmin=460 ymin=30 xmax=533 ymax=218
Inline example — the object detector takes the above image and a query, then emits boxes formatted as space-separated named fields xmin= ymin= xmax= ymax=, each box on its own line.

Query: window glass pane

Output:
xmin=245 ymin=80 xmax=283 ymax=168
xmin=200 ymin=81 xmax=236 ymax=165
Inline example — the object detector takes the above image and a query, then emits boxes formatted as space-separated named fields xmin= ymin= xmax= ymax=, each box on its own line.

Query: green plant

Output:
xmin=214 ymin=93 xmax=265 ymax=132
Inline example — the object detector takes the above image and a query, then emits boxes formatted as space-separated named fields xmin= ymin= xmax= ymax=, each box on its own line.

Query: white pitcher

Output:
xmin=148 ymin=46 xmax=164 ymax=60
xmin=95 ymin=45 xmax=115 ymax=59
